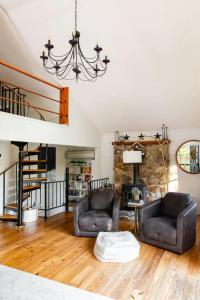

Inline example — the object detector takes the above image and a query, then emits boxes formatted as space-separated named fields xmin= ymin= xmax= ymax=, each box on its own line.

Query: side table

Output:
xmin=127 ymin=201 xmax=144 ymax=234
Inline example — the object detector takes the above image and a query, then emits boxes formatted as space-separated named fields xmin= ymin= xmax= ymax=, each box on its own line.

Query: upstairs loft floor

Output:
xmin=0 ymin=213 xmax=199 ymax=300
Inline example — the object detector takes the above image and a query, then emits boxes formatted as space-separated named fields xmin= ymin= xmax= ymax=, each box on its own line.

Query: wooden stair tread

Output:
xmin=21 ymin=150 xmax=40 ymax=156
xmin=0 ymin=214 xmax=17 ymax=220
xmin=24 ymin=177 xmax=47 ymax=182
xmin=5 ymin=203 xmax=17 ymax=208
xmin=22 ymin=169 xmax=47 ymax=173
xmin=22 ymin=185 xmax=41 ymax=192
xmin=22 ymin=160 xmax=47 ymax=165
xmin=4 ymin=203 xmax=18 ymax=211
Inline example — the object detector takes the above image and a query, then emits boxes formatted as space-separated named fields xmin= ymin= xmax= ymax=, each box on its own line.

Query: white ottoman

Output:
xmin=94 ymin=231 xmax=140 ymax=263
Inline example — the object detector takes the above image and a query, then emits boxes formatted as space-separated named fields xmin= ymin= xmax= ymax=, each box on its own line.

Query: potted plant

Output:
xmin=132 ymin=187 xmax=142 ymax=201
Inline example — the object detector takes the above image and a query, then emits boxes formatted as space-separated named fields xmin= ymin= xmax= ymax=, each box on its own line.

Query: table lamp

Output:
xmin=123 ymin=150 xmax=142 ymax=184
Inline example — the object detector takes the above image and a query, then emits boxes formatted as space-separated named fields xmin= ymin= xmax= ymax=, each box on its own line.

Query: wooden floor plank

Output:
xmin=0 ymin=212 xmax=199 ymax=300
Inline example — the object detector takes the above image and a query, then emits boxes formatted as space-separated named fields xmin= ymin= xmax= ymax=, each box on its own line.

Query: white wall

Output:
xmin=0 ymin=91 xmax=101 ymax=148
xmin=101 ymin=129 xmax=200 ymax=214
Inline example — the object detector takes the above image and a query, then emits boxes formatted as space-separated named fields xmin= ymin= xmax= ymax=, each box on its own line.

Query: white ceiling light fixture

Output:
xmin=40 ymin=0 xmax=110 ymax=82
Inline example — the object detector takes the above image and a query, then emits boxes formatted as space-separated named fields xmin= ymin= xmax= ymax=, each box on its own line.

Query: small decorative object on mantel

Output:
xmin=162 ymin=124 xmax=168 ymax=140
xmin=138 ymin=133 xmax=145 ymax=140
xmin=154 ymin=132 xmax=162 ymax=140
xmin=123 ymin=134 xmax=130 ymax=141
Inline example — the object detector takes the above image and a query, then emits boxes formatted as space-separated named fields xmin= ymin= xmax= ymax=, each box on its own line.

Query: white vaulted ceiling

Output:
xmin=0 ymin=0 xmax=200 ymax=133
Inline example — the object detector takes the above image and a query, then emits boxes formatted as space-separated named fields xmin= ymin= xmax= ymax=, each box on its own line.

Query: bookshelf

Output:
xmin=67 ymin=160 xmax=92 ymax=211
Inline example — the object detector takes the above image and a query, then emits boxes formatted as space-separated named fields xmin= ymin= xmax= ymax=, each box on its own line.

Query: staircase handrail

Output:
xmin=0 ymin=143 xmax=47 ymax=176
xmin=0 ymin=161 xmax=18 ymax=176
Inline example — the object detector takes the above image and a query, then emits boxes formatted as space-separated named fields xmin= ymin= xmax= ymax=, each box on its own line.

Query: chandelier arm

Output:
xmin=77 ymin=57 xmax=98 ymax=79
xmin=47 ymin=49 xmax=72 ymax=59
xmin=78 ymin=42 xmax=99 ymax=65
xmin=48 ymin=47 xmax=73 ymax=65
xmin=78 ymin=66 xmax=97 ymax=82
xmin=77 ymin=48 xmax=98 ymax=77
xmin=96 ymin=67 xmax=108 ymax=77
xmin=58 ymin=52 xmax=76 ymax=75
xmin=98 ymin=57 xmax=108 ymax=70
xmin=77 ymin=57 xmax=105 ymax=78
xmin=78 ymin=64 xmax=97 ymax=80
xmin=43 ymin=61 xmax=56 ymax=70
xmin=59 ymin=52 xmax=74 ymax=71
xmin=43 ymin=67 xmax=57 ymax=75
xmin=56 ymin=65 xmax=74 ymax=80
xmin=57 ymin=62 xmax=74 ymax=77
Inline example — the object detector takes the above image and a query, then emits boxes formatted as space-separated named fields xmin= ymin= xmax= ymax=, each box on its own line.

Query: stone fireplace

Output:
xmin=112 ymin=140 xmax=170 ymax=200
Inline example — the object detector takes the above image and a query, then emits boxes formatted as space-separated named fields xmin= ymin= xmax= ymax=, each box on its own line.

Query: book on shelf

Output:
xmin=81 ymin=166 xmax=91 ymax=174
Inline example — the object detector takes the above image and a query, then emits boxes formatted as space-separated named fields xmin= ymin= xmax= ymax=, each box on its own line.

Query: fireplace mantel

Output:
xmin=112 ymin=139 xmax=170 ymax=146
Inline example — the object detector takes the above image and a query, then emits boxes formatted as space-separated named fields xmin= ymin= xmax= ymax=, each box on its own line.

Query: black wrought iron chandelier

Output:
xmin=40 ymin=0 xmax=110 ymax=82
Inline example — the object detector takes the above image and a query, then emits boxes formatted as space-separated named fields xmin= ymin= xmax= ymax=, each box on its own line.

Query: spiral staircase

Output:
xmin=0 ymin=142 xmax=48 ymax=226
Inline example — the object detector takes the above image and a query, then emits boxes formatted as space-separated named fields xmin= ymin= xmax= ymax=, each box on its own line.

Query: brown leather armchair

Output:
xmin=73 ymin=189 xmax=120 ymax=237
xmin=139 ymin=192 xmax=197 ymax=254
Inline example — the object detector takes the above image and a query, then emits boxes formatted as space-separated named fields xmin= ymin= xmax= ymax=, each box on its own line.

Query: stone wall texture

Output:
xmin=113 ymin=141 xmax=169 ymax=199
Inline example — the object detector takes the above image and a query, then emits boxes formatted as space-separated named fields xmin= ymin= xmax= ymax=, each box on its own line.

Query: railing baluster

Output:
xmin=3 ymin=173 xmax=5 ymax=215
xmin=60 ymin=182 xmax=62 ymax=203
xmin=15 ymin=163 xmax=18 ymax=204
xmin=40 ymin=186 xmax=42 ymax=209
xmin=17 ymin=149 xmax=23 ymax=227
xmin=44 ymin=183 xmax=47 ymax=219
xmin=52 ymin=183 xmax=54 ymax=208
xmin=48 ymin=184 xmax=50 ymax=209
xmin=56 ymin=182 xmax=58 ymax=207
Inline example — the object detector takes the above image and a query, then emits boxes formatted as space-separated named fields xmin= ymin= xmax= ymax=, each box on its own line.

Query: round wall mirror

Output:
xmin=176 ymin=140 xmax=200 ymax=174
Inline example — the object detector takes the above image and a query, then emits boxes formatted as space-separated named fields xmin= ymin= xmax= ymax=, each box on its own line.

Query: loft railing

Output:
xmin=88 ymin=177 xmax=111 ymax=191
xmin=0 ymin=60 xmax=68 ymax=124
xmin=26 ymin=180 xmax=67 ymax=219
xmin=0 ymin=81 xmax=46 ymax=121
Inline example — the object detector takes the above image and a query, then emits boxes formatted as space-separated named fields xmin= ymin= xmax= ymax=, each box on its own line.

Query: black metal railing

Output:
xmin=0 ymin=82 xmax=26 ymax=116
xmin=0 ymin=161 xmax=19 ymax=216
xmin=88 ymin=177 xmax=110 ymax=191
xmin=27 ymin=180 xmax=67 ymax=219
xmin=0 ymin=81 xmax=45 ymax=121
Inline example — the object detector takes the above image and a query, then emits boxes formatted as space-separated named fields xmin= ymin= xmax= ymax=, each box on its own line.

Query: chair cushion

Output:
xmin=142 ymin=216 xmax=177 ymax=246
xmin=79 ymin=210 xmax=113 ymax=232
xmin=161 ymin=192 xmax=192 ymax=217
xmin=89 ymin=189 xmax=114 ymax=210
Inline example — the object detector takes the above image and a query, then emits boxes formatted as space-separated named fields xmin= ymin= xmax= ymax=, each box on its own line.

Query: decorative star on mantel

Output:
xmin=123 ymin=134 xmax=130 ymax=141
xmin=138 ymin=133 xmax=145 ymax=140
xmin=154 ymin=132 xmax=162 ymax=140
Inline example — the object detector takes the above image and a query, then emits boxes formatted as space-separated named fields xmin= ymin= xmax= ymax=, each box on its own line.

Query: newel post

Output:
xmin=59 ymin=87 xmax=69 ymax=124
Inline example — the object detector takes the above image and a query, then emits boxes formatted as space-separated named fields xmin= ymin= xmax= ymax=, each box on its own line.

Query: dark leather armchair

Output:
xmin=73 ymin=189 xmax=120 ymax=237
xmin=139 ymin=192 xmax=197 ymax=254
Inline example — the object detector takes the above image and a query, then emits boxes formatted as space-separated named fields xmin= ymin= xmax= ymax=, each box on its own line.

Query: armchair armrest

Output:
xmin=139 ymin=198 xmax=162 ymax=221
xmin=138 ymin=198 xmax=162 ymax=237
xmin=177 ymin=202 xmax=197 ymax=253
xmin=73 ymin=195 xmax=89 ymax=236
xmin=112 ymin=192 xmax=120 ymax=231
xmin=74 ymin=195 xmax=89 ymax=217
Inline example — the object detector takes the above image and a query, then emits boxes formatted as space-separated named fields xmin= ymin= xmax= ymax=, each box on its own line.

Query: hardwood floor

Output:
xmin=0 ymin=213 xmax=199 ymax=300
